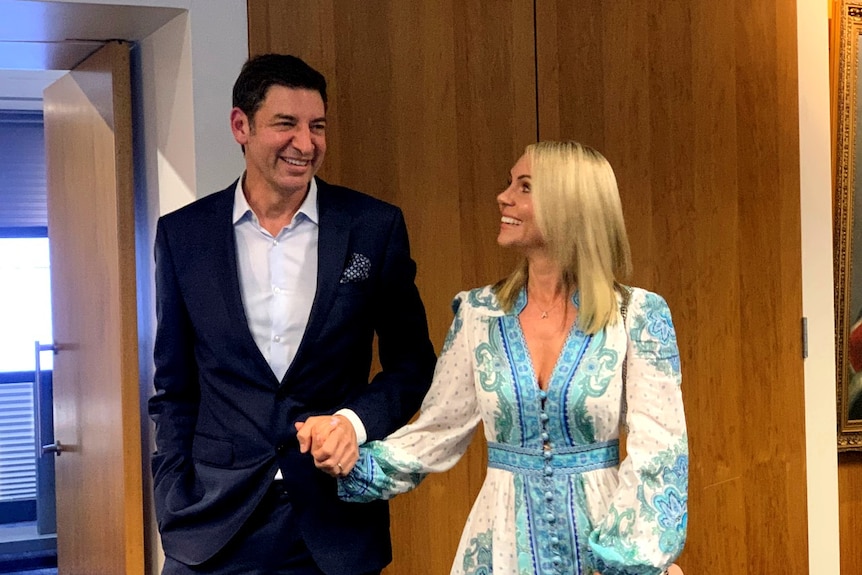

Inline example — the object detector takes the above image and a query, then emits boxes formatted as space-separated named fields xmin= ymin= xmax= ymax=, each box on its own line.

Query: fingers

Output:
xmin=315 ymin=419 xmax=359 ymax=475
xmin=294 ymin=420 xmax=311 ymax=453
xmin=293 ymin=415 xmax=358 ymax=476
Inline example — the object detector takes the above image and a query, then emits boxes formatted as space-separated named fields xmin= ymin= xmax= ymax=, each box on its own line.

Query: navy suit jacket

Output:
xmin=149 ymin=178 xmax=436 ymax=574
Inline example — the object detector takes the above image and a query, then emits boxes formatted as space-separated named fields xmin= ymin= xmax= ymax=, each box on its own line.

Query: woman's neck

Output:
xmin=526 ymin=254 xmax=568 ymax=302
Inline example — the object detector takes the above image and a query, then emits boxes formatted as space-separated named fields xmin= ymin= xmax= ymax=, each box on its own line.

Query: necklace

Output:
xmin=533 ymin=297 xmax=565 ymax=319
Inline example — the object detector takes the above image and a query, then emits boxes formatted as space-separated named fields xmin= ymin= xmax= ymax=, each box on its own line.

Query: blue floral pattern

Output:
xmin=629 ymin=292 xmax=682 ymax=380
xmin=339 ymin=286 xmax=687 ymax=575
xmin=463 ymin=529 xmax=494 ymax=575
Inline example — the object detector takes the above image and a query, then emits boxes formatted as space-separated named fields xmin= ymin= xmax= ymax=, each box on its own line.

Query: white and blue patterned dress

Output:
xmin=339 ymin=286 xmax=688 ymax=575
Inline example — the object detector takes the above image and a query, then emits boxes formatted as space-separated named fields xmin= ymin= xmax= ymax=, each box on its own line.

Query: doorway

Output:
xmin=0 ymin=2 xmax=186 ymax=573
xmin=0 ymin=108 xmax=58 ymax=574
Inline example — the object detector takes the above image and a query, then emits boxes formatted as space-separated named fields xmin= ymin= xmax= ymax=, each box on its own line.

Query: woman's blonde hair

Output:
xmin=494 ymin=141 xmax=632 ymax=334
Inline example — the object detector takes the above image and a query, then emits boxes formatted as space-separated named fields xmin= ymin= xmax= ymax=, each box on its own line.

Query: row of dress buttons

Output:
xmin=539 ymin=389 xmax=564 ymax=571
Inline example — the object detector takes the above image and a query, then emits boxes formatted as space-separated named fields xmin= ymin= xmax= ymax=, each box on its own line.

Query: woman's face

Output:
xmin=496 ymin=154 xmax=545 ymax=252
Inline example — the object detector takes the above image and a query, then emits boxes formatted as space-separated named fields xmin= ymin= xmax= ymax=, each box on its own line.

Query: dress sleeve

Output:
xmin=339 ymin=292 xmax=481 ymax=501
xmin=587 ymin=289 xmax=688 ymax=575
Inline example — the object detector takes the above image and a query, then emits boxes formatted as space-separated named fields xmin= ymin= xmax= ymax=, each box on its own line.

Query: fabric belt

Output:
xmin=487 ymin=439 xmax=619 ymax=476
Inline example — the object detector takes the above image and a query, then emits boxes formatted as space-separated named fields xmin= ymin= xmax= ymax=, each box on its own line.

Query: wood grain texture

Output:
xmin=537 ymin=0 xmax=807 ymax=573
xmin=250 ymin=0 xmax=808 ymax=572
xmin=840 ymin=452 xmax=862 ymax=574
xmin=44 ymin=41 xmax=143 ymax=575
xmin=249 ymin=1 xmax=534 ymax=573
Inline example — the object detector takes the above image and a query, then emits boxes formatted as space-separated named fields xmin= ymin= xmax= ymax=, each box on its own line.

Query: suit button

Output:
xmin=276 ymin=444 xmax=287 ymax=454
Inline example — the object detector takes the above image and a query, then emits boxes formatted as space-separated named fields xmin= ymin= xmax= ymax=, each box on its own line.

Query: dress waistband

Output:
xmin=487 ymin=439 xmax=619 ymax=476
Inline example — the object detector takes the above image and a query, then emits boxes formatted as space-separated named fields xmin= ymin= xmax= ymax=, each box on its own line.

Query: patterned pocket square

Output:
xmin=340 ymin=252 xmax=371 ymax=283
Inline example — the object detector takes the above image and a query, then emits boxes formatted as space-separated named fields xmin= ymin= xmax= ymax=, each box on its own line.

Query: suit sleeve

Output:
xmin=148 ymin=217 xmax=200 ymax=522
xmin=343 ymin=208 xmax=437 ymax=441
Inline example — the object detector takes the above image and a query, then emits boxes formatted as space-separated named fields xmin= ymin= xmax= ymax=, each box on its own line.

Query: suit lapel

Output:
xmin=284 ymin=179 xmax=351 ymax=383
xmin=212 ymin=185 xmax=281 ymax=387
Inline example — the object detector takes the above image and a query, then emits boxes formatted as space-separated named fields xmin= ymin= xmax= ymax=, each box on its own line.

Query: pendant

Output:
xmin=541 ymin=312 xmax=548 ymax=319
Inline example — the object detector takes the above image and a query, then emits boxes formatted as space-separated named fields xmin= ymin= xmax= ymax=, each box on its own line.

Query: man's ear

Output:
xmin=230 ymin=107 xmax=251 ymax=146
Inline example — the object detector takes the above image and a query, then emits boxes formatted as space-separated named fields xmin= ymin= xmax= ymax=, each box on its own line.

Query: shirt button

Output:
xmin=272 ymin=239 xmax=278 ymax=246
xmin=273 ymin=335 xmax=281 ymax=342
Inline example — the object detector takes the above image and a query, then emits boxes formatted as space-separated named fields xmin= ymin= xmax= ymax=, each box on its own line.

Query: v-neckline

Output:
xmin=512 ymin=288 xmax=582 ymax=393
xmin=517 ymin=315 xmax=580 ymax=392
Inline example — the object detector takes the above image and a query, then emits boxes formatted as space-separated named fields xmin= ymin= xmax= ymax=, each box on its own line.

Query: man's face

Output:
xmin=231 ymin=85 xmax=327 ymax=197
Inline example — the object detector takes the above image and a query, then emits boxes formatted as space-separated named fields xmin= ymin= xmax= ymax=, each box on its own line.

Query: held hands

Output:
xmin=295 ymin=415 xmax=359 ymax=477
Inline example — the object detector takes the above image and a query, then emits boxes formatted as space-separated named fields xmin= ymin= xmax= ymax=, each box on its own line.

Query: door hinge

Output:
xmin=802 ymin=317 xmax=808 ymax=359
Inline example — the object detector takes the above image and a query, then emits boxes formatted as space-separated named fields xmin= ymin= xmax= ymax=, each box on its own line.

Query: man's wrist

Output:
xmin=335 ymin=408 xmax=367 ymax=444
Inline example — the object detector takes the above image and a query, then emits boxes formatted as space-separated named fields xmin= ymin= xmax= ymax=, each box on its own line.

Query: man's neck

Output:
xmin=243 ymin=174 xmax=310 ymax=236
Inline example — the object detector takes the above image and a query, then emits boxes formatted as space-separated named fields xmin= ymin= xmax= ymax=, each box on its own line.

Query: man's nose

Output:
xmin=292 ymin=126 xmax=313 ymax=154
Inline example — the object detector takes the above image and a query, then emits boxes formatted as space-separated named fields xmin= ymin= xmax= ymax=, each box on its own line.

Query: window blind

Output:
xmin=0 ymin=378 xmax=36 ymax=502
xmin=0 ymin=110 xmax=46 ymax=228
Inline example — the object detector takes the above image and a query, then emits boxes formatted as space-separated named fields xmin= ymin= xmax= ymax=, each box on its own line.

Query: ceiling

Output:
xmin=0 ymin=0 xmax=185 ymax=110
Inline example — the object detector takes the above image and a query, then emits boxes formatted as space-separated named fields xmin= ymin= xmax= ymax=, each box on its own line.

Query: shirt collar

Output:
xmin=232 ymin=175 xmax=320 ymax=226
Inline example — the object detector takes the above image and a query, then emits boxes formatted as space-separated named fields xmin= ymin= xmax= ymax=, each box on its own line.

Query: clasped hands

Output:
xmin=295 ymin=414 xmax=359 ymax=478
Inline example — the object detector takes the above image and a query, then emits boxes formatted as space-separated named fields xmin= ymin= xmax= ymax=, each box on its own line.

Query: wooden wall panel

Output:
xmin=248 ymin=1 xmax=534 ymax=573
xmin=840 ymin=452 xmax=862 ymax=574
xmin=537 ymin=1 xmax=807 ymax=573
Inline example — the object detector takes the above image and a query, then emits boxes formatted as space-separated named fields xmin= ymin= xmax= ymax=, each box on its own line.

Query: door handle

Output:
xmin=41 ymin=440 xmax=64 ymax=456
xmin=34 ymin=341 xmax=58 ymax=458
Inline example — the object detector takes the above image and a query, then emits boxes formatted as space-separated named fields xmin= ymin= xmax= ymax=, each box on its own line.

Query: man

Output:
xmin=149 ymin=54 xmax=436 ymax=575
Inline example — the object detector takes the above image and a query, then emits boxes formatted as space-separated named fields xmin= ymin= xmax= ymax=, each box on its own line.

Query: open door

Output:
xmin=43 ymin=41 xmax=143 ymax=575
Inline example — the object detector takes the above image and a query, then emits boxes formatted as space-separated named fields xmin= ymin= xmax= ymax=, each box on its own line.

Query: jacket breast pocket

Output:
xmin=192 ymin=434 xmax=234 ymax=468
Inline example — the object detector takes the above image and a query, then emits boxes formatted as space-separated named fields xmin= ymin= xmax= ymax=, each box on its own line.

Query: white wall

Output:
xmin=798 ymin=0 xmax=841 ymax=573
xmin=40 ymin=0 xmax=247 ymax=206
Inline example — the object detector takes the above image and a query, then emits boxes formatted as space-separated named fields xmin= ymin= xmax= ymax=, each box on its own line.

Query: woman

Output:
xmin=338 ymin=141 xmax=688 ymax=575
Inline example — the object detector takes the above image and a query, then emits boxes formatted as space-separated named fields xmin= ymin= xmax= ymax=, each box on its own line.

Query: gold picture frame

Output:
xmin=835 ymin=1 xmax=862 ymax=450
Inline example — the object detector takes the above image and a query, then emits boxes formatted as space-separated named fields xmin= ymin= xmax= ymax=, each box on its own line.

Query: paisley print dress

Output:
xmin=339 ymin=286 xmax=688 ymax=575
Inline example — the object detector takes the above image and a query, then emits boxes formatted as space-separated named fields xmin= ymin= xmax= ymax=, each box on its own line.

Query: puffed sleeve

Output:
xmin=587 ymin=289 xmax=688 ymax=574
xmin=339 ymin=292 xmax=481 ymax=501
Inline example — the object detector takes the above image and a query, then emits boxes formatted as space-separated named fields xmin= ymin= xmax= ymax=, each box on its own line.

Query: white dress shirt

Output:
xmin=232 ymin=178 xmax=366 ymax=479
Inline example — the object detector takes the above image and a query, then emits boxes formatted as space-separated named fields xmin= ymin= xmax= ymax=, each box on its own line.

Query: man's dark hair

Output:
xmin=232 ymin=54 xmax=328 ymax=121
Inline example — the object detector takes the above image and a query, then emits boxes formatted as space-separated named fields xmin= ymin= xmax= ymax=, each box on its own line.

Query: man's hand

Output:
xmin=295 ymin=415 xmax=359 ymax=477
